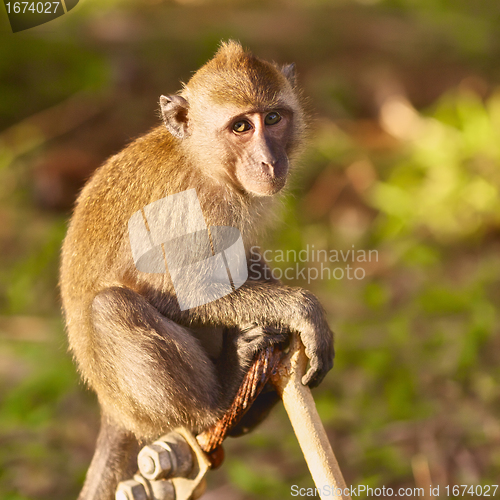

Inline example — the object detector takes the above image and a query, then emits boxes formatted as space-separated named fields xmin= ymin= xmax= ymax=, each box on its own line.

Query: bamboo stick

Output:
xmin=271 ymin=336 xmax=351 ymax=500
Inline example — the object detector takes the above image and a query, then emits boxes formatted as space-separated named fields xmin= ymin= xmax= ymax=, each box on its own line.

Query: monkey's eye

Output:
xmin=232 ymin=120 xmax=252 ymax=133
xmin=264 ymin=112 xmax=281 ymax=126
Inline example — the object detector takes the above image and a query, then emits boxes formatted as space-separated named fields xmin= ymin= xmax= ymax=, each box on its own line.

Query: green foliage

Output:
xmin=264 ymin=83 xmax=500 ymax=489
xmin=1 ymin=0 xmax=500 ymax=497
xmin=0 ymin=327 xmax=88 ymax=500
xmin=0 ymin=38 xmax=109 ymax=129
xmin=2 ymin=218 xmax=67 ymax=314
xmin=227 ymin=460 xmax=286 ymax=497
xmin=371 ymin=90 xmax=500 ymax=241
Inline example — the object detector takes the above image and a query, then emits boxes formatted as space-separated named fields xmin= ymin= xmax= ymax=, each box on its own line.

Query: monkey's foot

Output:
xmin=236 ymin=324 xmax=289 ymax=358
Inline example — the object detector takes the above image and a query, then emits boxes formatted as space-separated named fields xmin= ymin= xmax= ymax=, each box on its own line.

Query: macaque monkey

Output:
xmin=60 ymin=41 xmax=334 ymax=499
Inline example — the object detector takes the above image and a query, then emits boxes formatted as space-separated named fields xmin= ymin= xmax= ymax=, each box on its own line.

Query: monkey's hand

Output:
xmin=293 ymin=292 xmax=334 ymax=388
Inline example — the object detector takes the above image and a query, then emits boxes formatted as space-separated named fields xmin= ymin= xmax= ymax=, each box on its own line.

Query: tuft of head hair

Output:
xmin=185 ymin=40 xmax=295 ymax=109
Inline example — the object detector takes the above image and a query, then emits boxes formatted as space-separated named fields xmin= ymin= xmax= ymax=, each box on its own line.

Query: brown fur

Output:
xmin=60 ymin=41 xmax=333 ymax=500
xmin=187 ymin=41 xmax=292 ymax=108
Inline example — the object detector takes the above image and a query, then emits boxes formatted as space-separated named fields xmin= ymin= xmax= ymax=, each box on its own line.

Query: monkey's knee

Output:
xmin=91 ymin=286 xmax=160 ymax=329
xmin=89 ymin=287 xmax=223 ymax=436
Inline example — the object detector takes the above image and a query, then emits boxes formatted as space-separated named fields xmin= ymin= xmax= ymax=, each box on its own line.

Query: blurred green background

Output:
xmin=1 ymin=0 xmax=500 ymax=498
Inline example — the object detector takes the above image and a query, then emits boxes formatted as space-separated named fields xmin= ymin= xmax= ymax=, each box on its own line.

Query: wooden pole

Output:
xmin=271 ymin=336 xmax=351 ymax=500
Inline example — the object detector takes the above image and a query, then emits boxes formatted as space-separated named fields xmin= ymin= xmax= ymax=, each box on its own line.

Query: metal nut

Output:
xmin=157 ymin=433 xmax=193 ymax=478
xmin=150 ymin=479 xmax=175 ymax=500
xmin=115 ymin=479 xmax=148 ymax=500
xmin=138 ymin=444 xmax=173 ymax=480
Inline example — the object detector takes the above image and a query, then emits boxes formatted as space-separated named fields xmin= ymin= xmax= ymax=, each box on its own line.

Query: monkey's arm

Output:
xmin=149 ymin=281 xmax=334 ymax=388
xmin=245 ymin=251 xmax=333 ymax=386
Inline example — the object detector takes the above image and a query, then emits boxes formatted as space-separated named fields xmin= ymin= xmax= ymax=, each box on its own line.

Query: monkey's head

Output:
xmin=160 ymin=41 xmax=305 ymax=197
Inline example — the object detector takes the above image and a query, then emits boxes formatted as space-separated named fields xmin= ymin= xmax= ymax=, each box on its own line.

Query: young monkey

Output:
xmin=60 ymin=41 xmax=334 ymax=500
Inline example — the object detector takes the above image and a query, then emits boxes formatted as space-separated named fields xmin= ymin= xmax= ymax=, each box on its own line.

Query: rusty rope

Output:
xmin=196 ymin=344 xmax=283 ymax=459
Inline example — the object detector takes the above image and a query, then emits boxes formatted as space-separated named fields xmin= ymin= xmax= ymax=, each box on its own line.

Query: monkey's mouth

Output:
xmin=245 ymin=177 xmax=287 ymax=196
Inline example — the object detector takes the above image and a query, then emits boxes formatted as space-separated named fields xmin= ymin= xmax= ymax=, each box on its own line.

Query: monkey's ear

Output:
xmin=281 ymin=63 xmax=296 ymax=86
xmin=160 ymin=95 xmax=190 ymax=139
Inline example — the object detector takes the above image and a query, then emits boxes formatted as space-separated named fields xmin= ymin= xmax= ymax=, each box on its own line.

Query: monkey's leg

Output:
xmin=228 ymin=383 xmax=281 ymax=436
xmin=89 ymin=286 xmax=224 ymax=438
xmin=78 ymin=414 xmax=139 ymax=500
xmin=217 ymin=326 xmax=287 ymax=436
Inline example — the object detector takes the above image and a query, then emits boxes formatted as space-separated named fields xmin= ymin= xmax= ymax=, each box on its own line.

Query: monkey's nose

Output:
xmin=261 ymin=161 xmax=276 ymax=178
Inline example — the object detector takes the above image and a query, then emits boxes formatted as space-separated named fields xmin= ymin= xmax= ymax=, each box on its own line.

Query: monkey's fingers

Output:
xmin=302 ymin=356 xmax=334 ymax=388
xmin=302 ymin=344 xmax=335 ymax=388
xmin=298 ymin=320 xmax=334 ymax=388
xmin=302 ymin=364 xmax=321 ymax=388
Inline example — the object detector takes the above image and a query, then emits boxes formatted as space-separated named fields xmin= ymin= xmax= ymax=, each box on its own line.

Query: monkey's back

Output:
xmin=60 ymin=126 xmax=193 ymax=379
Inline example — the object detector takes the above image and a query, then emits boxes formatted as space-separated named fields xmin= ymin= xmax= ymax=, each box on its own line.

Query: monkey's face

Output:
xmin=160 ymin=94 xmax=300 ymax=197
xmin=220 ymin=108 xmax=293 ymax=196
xmin=160 ymin=44 xmax=305 ymax=197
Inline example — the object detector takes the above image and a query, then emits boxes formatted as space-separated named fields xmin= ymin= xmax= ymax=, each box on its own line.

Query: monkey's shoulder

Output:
xmin=73 ymin=126 xmax=188 ymax=214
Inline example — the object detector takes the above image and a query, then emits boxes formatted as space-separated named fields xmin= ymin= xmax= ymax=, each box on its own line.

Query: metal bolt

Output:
xmin=150 ymin=479 xmax=175 ymax=500
xmin=138 ymin=432 xmax=194 ymax=481
xmin=115 ymin=479 xmax=148 ymax=500
xmin=158 ymin=432 xmax=193 ymax=478
xmin=139 ymin=454 xmax=157 ymax=476
xmin=138 ymin=443 xmax=173 ymax=480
